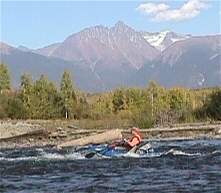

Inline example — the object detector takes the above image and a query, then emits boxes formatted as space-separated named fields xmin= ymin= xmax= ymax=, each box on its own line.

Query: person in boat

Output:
xmin=110 ymin=127 xmax=142 ymax=150
xmin=124 ymin=127 xmax=142 ymax=149
xmin=85 ymin=127 xmax=142 ymax=158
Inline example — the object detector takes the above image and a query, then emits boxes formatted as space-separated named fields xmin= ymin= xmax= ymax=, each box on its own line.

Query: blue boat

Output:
xmin=85 ymin=142 xmax=150 ymax=158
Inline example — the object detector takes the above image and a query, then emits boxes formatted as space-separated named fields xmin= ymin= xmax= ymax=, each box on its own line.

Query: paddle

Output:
xmin=85 ymin=146 xmax=113 ymax=159
xmin=85 ymin=151 xmax=97 ymax=159
xmin=85 ymin=138 xmax=134 ymax=158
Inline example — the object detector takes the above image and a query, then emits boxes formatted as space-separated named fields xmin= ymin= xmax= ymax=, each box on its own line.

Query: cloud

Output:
xmin=136 ymin=0 xmax=210 ymax=22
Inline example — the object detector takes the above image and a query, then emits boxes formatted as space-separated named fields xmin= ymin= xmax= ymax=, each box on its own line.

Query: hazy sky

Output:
xmin=1 ymin=0 xmax=220 ymax=49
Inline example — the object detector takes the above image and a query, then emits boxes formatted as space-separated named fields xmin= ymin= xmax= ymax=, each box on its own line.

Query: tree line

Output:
xmin=0 ymin=63 xmax=220 ymax=127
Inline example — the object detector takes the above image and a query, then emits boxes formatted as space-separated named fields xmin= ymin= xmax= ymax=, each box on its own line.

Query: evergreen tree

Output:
xmin=0 ymin=92 xmax=8 ymax=118
xmin=33 ymin=75 xmax=60 ymax=119
xmin=204 ymin=89 xmax=221 ymax=120
xmin=7 ymin=95 xmax=26 ymax=119
xmin=146 ymin=81 xmax=171 ymax=123
xmin=60 ymin=71 xmax=76 ymax=119
xmin=20 ymin=74 xmax=34 ymax=118
xmin=112 ymin=89 xmax=127 ymax=112
xmin=0 ymin=64 xmax=11 ymax=92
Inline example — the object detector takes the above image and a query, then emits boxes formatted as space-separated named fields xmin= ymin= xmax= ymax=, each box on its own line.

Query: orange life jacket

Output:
xmin=127 ymin=133 xmax=142 ymax=148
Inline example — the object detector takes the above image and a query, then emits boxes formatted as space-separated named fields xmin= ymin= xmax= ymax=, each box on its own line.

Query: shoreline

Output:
xmin=0 ymin=120 xmax=221 ymax=149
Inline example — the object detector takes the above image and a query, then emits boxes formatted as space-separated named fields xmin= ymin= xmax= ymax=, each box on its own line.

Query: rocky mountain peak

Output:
xmin=111 ymin=21 xmax=134 ymax=33
xmin=1 ymin=29 xmax=220 ymax=92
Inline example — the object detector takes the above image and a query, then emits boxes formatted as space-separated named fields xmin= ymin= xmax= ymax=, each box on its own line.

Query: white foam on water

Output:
xmin=0 ymin=156 xmax=38 ymax=162
xmin=0 ymin=153 xmax=86 ymax=162
xmin=1 ymin=142 xmax=219 ymax=161
xmin=41 ymin=151 xmax=86 ymax=160
xmin=165 ymin=149 xmax=201 ymax=156
xmin=41 ymin=152 xmax=65 ymax=160
xmin=123 ymin=152 xmax=141 ymax=158
xmin=211 ymin=150 xmax=221 ymax=154
xmin=0 ymin=148 xmax=208 ymax=161
xmin=64 ymin=152 xmax=86 ymax=160
xmin=0 ymin=149 xmax=86 ymax=161
xmin=144 ymin=152 xmax=163 ymax=158
xmin=36 ymin=148 xmax=44 ymax=153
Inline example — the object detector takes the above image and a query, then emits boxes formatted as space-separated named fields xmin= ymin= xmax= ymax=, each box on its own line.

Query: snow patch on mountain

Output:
xmin=209 ymin=53 xmax=219 ymax=60
xmin=143 ymin=31 xmax=167 ymax=51
xmin=141 ymin=31 xmax=191 ymax=51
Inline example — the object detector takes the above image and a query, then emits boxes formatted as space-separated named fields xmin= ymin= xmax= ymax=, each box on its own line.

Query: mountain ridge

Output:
xmin=1 ymin=21 xmax=221 ymax=92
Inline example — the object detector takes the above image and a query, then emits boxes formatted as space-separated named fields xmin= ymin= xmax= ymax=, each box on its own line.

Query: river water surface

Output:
xmin=0 ymin=139 xmax=221 ymax=193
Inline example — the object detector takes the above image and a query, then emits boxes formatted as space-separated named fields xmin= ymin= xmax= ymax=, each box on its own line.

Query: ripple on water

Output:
xmin=0 ymin=139 xmax=221 ymax=193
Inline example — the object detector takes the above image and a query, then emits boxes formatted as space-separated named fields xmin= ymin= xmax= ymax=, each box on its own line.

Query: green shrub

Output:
xmin=7 ymin=97 xmax=27 ymax=119
xmin=132 ymin=104 xmax=154 ymax=129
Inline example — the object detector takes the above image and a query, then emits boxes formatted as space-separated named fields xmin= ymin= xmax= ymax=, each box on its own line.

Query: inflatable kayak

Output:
xmin=85 ymin=141 xmax=151 ymax=158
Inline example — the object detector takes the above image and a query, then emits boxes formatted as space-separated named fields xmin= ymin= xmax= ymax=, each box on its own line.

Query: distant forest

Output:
xmin=0 ymin=63 xmax=220 ymax=128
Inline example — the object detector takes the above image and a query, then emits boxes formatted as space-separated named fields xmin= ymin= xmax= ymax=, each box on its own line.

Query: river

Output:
xmin=0 ymin=139 xmax=221 ymax=193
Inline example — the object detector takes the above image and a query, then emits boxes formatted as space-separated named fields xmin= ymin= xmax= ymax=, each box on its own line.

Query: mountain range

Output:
xmin=1 ymin=21 xmax=220 ymax=92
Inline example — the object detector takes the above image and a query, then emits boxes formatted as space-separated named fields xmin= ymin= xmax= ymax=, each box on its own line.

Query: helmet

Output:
xmin=131 ymin=127 xmax=141 ymax=136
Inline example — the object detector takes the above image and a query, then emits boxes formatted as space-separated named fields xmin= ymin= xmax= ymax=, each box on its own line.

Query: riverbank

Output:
xmin=0 ymin=120 xmax=221 ymax=149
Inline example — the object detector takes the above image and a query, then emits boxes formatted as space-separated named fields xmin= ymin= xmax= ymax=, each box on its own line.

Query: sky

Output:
xmin=1 ymin=0 xmax=220 ymax=49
